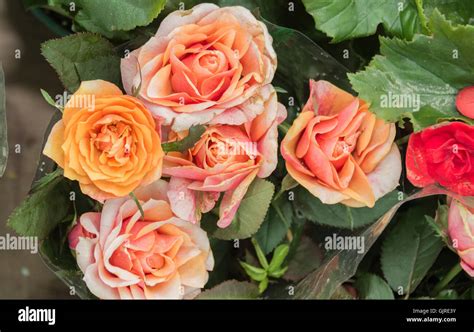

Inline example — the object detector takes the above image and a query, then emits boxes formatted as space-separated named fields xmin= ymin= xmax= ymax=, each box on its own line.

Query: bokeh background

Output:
xmin=0 ymin=0 xmax=69 ymax=298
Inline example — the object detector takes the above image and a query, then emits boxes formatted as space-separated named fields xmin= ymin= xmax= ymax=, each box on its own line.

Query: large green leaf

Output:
xmin=293 ymin=186 xmax=402 ymax=229
xmin=355 ymin=273 xmax=394 ymax=299
xmin=213 ymin=179 xmax=274 ymax=240
xmin=255 ymin=196 xmax=293 ymax=254
xmin=8 ymin=171 xmax=72 ymax=240
xmin=41 ymin=33 xmax=121 ymax=92
xmin=302 ymin=0 xmax=424 ymax=42
xmin=196 ymin=280 xmax=259 ymax=299
xmin=423 ymin=0 xmax=474 ymax=25
xmin=0 ymin=64 xmax=6 ymax=177
xmin=381 ymin=208 xmax=444 ymax=296
xmin=265 ymin=18 xmax=351 ymax=109
xmin=349 ymin=11 xmax=474 ymax=130
xmin=74 ymin=0 xmax=166 ymax=32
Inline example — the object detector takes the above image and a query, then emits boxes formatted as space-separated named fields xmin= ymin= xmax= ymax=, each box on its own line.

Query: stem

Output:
xmin=431 ymin=263 xmax=463 ymax=297
xmin=278 ymin=123 xmax=290 ymax=135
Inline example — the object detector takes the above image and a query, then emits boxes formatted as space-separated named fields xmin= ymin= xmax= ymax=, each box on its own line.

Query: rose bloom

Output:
xmin=281 ymin=80 xmax=401 ymax=207
xmin=163 ymin=86 xmax=286 ymax=227
xmin=121 ymin=3 xmax=277 ymax=132
xmin=406 ymin=121 xmax=474 ymax=196
xmin=68 ymin=180 xmax=214 ymax=299
xmin=448 ymin=200 xmax=474 ymax=276
xmin=43 ymin=80 xmax=164 ymax=201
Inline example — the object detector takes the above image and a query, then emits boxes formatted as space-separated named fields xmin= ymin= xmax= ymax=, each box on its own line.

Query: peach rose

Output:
xmin=163 ymin=86 xmax=286 ymax=227
xmin=448 ymin=200 xmax=474 ymax=276
xmin=281 ymin=80 xmax=401 ymax=207
xmin=121 ymin=3 xmax=277 ymax=132
xmin=43 ymin=80 xmax=164 ymax=201
xmin=68 ymin=180 xmax=214 ymax=299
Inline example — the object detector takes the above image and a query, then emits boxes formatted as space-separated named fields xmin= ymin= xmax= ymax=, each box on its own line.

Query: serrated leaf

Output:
xmin=355 ymin=273 xmax=394 ymax=299
xmin=349 ymin=11 xmax=474 ymax=130
xmin=381 ymin=207 xmax=444 ymax=295
xmin=0 ymin=64 xmax=7 ymax=177
xmin=213 ymin=179 xmax=275 ymax=240
xmin=41 ymin=33 xmax=120 ymax=92
xmin=74 ymin=0 xmax=166 ymax=32
xmin=8 ymin=174 xmax=72 ymax=240
xmin=255 ymin=196 xmax=293 ymax=254
xmin=162 ymin=125 xmax=206 ymax=152
xmin=293 ymin=186 xmax=402 ymax=229
xmin=302 ymin=0 xmax=424 ymax=43
xmin=196 ymin=280 xmax=260 ymax=299
xmin=423 ymin=0 xmax=474 ymax=26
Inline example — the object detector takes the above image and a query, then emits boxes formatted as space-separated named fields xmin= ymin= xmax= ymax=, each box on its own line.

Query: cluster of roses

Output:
xmin=42 ymin=4 xmax=474 ymax=299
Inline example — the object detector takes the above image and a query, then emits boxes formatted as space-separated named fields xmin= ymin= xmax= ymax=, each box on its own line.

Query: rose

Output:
xmin=456 ymin=86 xmax=474 ymax=119
xmin=68 ymin=180 xmax=214 ymax=299
xmin=281 ymin=80 xmax=401 ymax=207
xmin=406 ymin=121 xmax=474 ymax=196
xmin=121 ymin=3 xmax=277 ymax=132
xmin=163 ymin=86 xmax=286 ymax=227
xmin=448 ymin=200 xmax=474 ymax=276
xmin=43 ymin=80 xmax=164 ymax=201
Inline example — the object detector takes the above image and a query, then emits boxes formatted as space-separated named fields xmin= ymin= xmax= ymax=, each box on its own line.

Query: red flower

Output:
xmin=406 ymin=122 xmax=474 ymax=195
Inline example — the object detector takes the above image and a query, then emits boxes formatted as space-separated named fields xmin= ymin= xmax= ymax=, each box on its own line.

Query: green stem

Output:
xmin=431 ymin=263 xmax=463 ymax=297
xmin=278 ymin=123 xmax=290 ymax=135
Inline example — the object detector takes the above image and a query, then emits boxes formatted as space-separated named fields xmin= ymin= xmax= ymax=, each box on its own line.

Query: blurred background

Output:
xmin=0 ymin=0 xmax=69 ymax=298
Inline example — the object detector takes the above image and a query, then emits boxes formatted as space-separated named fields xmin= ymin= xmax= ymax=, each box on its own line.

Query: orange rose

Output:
xmin=121 ymin=3 xmax=277 ymax=131
xmin=281 ymin=80 xmax=401 ymax=207
xmin=43 ymin=80 xmax=164 ymax=201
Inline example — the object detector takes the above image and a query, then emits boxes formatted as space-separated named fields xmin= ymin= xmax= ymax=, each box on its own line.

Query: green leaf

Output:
xmin=302 ymin=0 xmax=424 ymax=43
xmin=196 ymin=280 xmax=260 ymax=299
xmin=74 ymin=0 xmax=166 ymax=32
xmin=251 ymin=238 xmax=269 ymax=270
xmin=161 ymin=125 xmax=206 ymax=152
xmin=284 ymin=236 xmax=322 ymax=282
xmin=0 ymin=63 xmax=7 ymax=178
xmin=349 ymin=11 xmax=474 ymax=130
xmin=264 ymin=18 xmax=351 ymax=108
xmin=423 ymin=0 xmax=474 ymax=25
xmin=258 ymin=278 xmax=268 ymax=293
xmin=213 ymin=179 xmax=275 ymax=240
xmin=381 ymin=208 xmax=444 ymax=295
xmin=240 ymin=261 xmax=267 ymax=282
xmin=268 ymin=244 xmax=289 ymax=274
xmin=436 ymin=289 xmax=459 ymax=300
xmin=294 ymin=186 xmax=402 ymax=229
xmin=255 ymin=196 xmax=293 ymax=254
xmin=41 ymin=33 xmax=121 ymax=92
xmin=355 ymin=273 xmax=394 ymax=299
xmin=8 ymin=172 xmax=72 ymax=240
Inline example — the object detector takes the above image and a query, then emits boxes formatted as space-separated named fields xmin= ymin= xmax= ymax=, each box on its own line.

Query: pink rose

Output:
xmin=448 ymin=200 xmax=474 ymax=276
xmin=121 ymin=3 xmax=277 ymax=131
xmin=163 ymin=86 xmax=286 ymax=227
xmin=68 ymin=180 xmax=214 ymax=299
